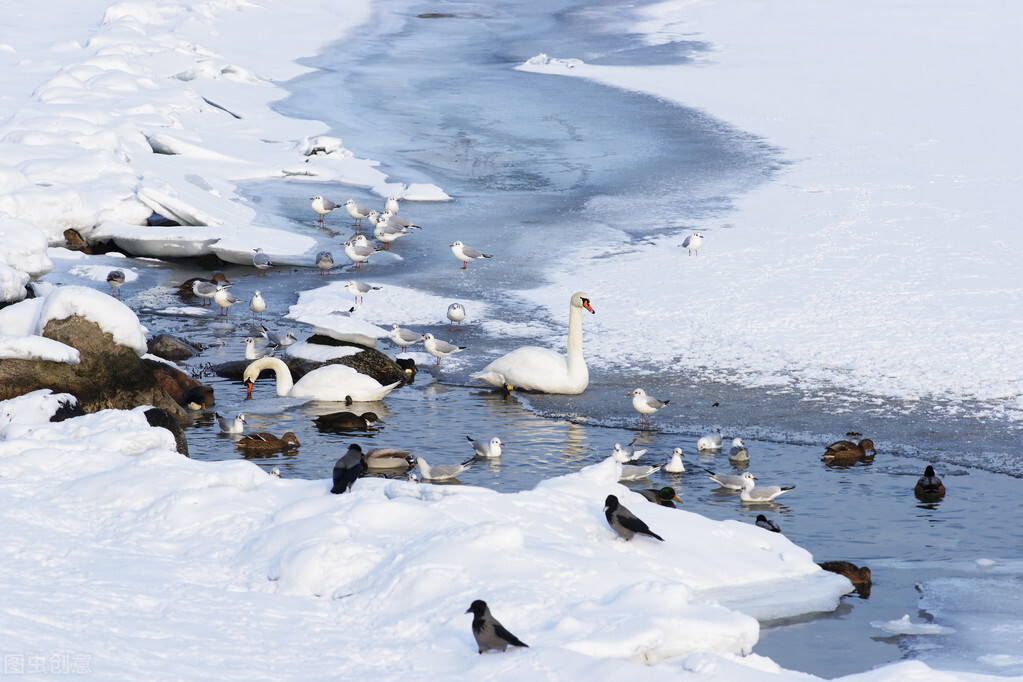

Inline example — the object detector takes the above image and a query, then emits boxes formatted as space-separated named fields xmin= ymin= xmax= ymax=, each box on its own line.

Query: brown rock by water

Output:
xmin=147 ymin=334 xmax=198 ymax=361
xmin=0 ymin=316 xmax=191 ymax=425
xmin=303 ymin=335 xmax=406 ymax=386
xmin=145 ymin=407 xmax=189 ymax=456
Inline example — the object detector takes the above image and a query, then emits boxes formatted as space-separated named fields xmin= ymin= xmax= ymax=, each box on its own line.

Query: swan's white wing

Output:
xmin=475 ymin=346 xmax=571 ymax=392
xmin=290 ymin=365 xmax=396 ymax=402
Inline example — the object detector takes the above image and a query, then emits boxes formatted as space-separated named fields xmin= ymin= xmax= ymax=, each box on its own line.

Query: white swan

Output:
xmin=243 ymin=356 xmax=400 ymax=402
xmin=474 ymin=291 xmax=595 ymax=394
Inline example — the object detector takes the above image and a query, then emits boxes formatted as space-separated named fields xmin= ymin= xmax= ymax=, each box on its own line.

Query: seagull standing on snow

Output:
xmin=330 ymin=444 xmax=366 ymax=494
xmin=662 ymin=447 xmax=685 ymax=473
xmin=680 ymin=233 xmax=703 ymax=256
xmin=213 ymin=285 xmax=238 ymax=316
xmin=345 ymin=280 xmax=381 ymax=304
xmin=450 ymin=241 xmax=493 ymax=269
xmin=389 ymin=324 xmax=423 ymax=352
xmin=106 ymin=270 xmax=125 ymax=297
xmin=629 ymin=388 xmax=669 ymax=425
xmin=252 ymin=248 xmax=274 ymax=277
xmin=249 ymin=290 xmax=266 ymax=322
xmin=465 ymin=600 xmax=529 ymax=654
xmin=739 ymin=472 xmax=795 ymax=503
xmin=467 ymin=436 xmax=504 ymax=459
xmin=423 ymin=333 xmax=466 ymax=366
xmin=345 ymin=199 xmax=370 ymax=227
xmin=315 ymin=251 xmax=334 ymax=275
xmin=603 ymin=494 xmax=664 ymax=541
xmin=215 ymin=412 xmax=246 ymax=434
xmin=311 ymin=195 xmax=341 ymax=224
xmin=447 ymin=302 xmax=466 ymax=331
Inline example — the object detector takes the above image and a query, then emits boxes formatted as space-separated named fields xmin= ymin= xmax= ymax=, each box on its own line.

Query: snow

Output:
xmin=0 ymin=0 xmax=1020 ymax=680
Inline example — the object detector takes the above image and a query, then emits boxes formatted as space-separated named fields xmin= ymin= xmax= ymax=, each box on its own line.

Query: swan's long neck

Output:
xmin=252 ymin=357 xmax=293 ymax=396
xmin=566 ymin=301 xmax=587 ymax=381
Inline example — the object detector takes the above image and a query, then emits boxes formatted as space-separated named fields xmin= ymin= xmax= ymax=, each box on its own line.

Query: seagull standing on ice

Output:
xmin=342 ymin=240 xmax=377 ymax=269
xmin=213 ymin=285 xmax=238 ymax=316
xmin=106 ymin=270 xmax=125 ymax=297
xmin=389 ymin=324 xmax=423 ymax=352
xmin=604 ymin=494 xmax=664 ymax=541
xmin=450 ymin=241 xmax=493 ymax=269
xmin=384 ymin=196 xmax=402 ymax=214
xmin=447 ymin=302 xmax=466 ymax=331
xmin=191 ymin=276 xmax=228 ymax=306
xmin=315 ymin=251 xmax=334 ymax=275
xmin=345 ymin=280 xmax=381 ymax=304
xmin=311 ymin=196 xmax=341 ymax=224
xmin=739 ymin=472 xmax=795 ymax=503
xmin=373 ymin=221 xmax=412 ymax=249
xmin=466 ymin=600 xmax=529 ymax=654
xmin=423 ymin=333 xmax=466 ymax=366
xmin=680 ymin=233 xmax=703 ymax=256
xmin=467 ymin=436 xmax=504 ymax=459
xmin=629 ymin=388 xmax=669 ymax=424
xmin=249 ymin=290 xmax=266 ymax=322
xmin=345 ymin=199 xmax=370 ymax=227
xmin=252 ymin=248 xmax=274 ymax=277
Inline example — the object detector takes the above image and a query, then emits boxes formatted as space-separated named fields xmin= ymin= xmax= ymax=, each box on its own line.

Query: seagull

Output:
xmin=388 ymin=324 xmax=423 ymax=352
xmin=738 ymin=472 xmax=795 ymax=503
xmin=620 ymin=464 xmax=658 ymax=481
xmin=704 ymin=468 xmax=746 ymax=490
xmin=728 ymin=437 xmax=749 ymax=463
xmin=345 ymin=199 xmax=370 ymax=227
xmin=697 ymin=429 xmax=723 ymax=451
xmin=423 ymin=333 xmax=466 ymax=366
xmin=215 ymin=412 xmax=246 ymax=434
xmin=415 ymin=456 xmax=470 ymax=481
xmin=379 ymin=210 xmax=419 ymax=230
xmin=450 ymin=241 xmax=492 ymax=269
xmin=914 ymin=465 xmax=946 ymax=498
xmin=249 ymin=290 xmax=266 ymax=322
xmin=384 ymin=196 xmax=402 ymax=214
xmin=345 ymin=280 xmax=381 ymax=304
xmin=638 ymin=486 xmax=681 ymax=508
xmin=629 ymin=388 xmax=669 ymax=425
xmin=447 ymin=302 xmax=466 ymax=331
xmin=243 ymin=337 xmax=274 ymax=360
xmin=604 ymin=494 xmax=664 ymax=541
xmin=315 ymin=251 xmax=334 ymax=275
xmin=311 ymin=195 xmax=341 ymax=224
xmin=662 ymin=447 xmax=685 ymax=473
xmin=373 ymin=221 xmax=413 ymax=249
xmin=261 ymin=325 xmax=297 ymax=348
xmin=191 ymin=277 xmax=227 ymax=306
xmin=680 ymin=233 xmax=703 ymax=256
xmin=213 ymin=285 xmax=238 ymax=316
xmin=252 ymin=248 xmax=274 ymax=277
xmin=106 ymin=270 xmax=125 ymax=297
xmin=755 ymin=514 xmax=782 ymax=533
xmin=466 ymin=600 xmax=529 ymax=654
xmin=330 ymin=444 xmax=365 ymax=494
xmin=342 ymin=240 xmax=377 ymax=268
xmin=611 ymin=442 xmax=647 ymax=463
xmin=467 ymin=436 xmax=503 ymax=459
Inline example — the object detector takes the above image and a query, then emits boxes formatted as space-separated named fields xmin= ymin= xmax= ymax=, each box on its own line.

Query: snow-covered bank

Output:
xmin=0 ymin=390 xmax=859 ymax=678
xmin=516 ymin=1 xmax=1023 ymax=417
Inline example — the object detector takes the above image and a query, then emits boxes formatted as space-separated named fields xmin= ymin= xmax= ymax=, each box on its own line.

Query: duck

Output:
xmin=697 ymin=429 xmax=723 ymax=451
xmin=363 ymin=447 xmax=414 ymax=470
xmin=817 ymin=561 xmax=871 ymax=586
xmin=638 ymin=486 xmax=681 ymax=508
xmin=662 ymin=447 xmax=685 ymax=473
xmin=314 ymin=410 xmax=382 ymax=429
xmin=822 ymin=438 xmax=876 ymax=462
xmin=728 ymin=437 xmax=749 ymax=462
xmin=235 ymin=431 xmax=300 ymax=450
xmin=243 ymin=357 xmax=401 ymax=402
xmin=474 ymin=292 xmax=595 ymax=394
xmin=914 ymin=465 xmax=946 ymax=499
xmin=755 ymin=514 xmax=782 ymax=533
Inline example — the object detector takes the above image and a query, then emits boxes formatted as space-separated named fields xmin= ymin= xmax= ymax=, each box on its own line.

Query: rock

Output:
xmin=303 ymin=335 xmax=406 ymax=385
xmin=62 ymin=228 xmax=115 ymax=255
xmin=0 ymin=315 xmax=191 ymax=425
xmin=50 ymin=397 xmax=86 ymax=422
xmin=145 ymin=407 xmax=189 ymax=456
xmin=147 ymin=334 xmax=198 ymax=361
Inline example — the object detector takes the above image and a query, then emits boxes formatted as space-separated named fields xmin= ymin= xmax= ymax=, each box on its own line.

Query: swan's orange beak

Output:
xmin=583 ymin=300 xmax=594 ymax=314
xmin=244 ymin=378 xmax=253 ymax=400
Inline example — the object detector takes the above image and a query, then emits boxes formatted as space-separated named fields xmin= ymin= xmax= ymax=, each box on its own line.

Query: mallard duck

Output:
xmin=235 ymin=432 xmax=300 ymax=450
xmin=914 ymin=465 xmax=946 ymax=499
xmin=362 ymin=447 xmax=414 ymax=470
xmin=314 ymin=411 xmax=382 ymax=429
xmin=638 ymin=486 xmax=681 ymax=508
xmin=822 ymin=438 xmax=876 ymax=461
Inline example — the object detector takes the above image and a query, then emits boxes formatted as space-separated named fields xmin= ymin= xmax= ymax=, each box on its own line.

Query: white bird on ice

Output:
xmin=680 ymin=233 xmax=703 ymax=256
xmin=450 ymin=241 xmax=492 ymax=269
xmin=423 ymin=333 xmax=466 ymax=366
xmin=629 ymin=388 xmax=669 ymax=424
xmin=447 ymin=302 xmax=466 ymax=331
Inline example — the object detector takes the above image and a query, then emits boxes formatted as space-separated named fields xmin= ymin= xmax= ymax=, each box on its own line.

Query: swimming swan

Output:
xmin=243 ymin=356 xmax=400 ymax=402
xmin=474 ymin=291 xmax=595 ymax=394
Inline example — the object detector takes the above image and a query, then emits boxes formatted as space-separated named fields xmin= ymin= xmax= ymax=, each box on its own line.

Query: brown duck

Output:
xmin=236 ymin=431 xmax=301 ymax=450
xmin=314 ymin=411 xmax=382 ymax=429
xmin=914 ymin=465 xmax=946 ymax=499
xmin=822 ymin=438 xmax=876 ymax=462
